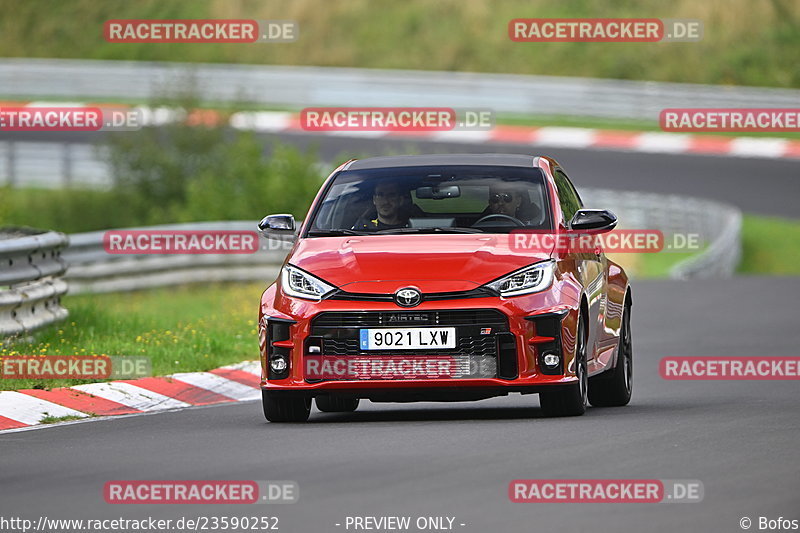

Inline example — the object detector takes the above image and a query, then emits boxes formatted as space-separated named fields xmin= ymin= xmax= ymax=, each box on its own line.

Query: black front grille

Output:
xmin=312 ymin=309 xmax=508 ymax=329
xmin=306 ymin=309 xmax=516 ymax=381
xmin=322 ymin=335 xmax=498 ymax=357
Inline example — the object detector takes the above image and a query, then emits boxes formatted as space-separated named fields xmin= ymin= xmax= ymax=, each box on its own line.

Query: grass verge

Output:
xmin=39 ymin=414 xmax=88 ymax=424
xmin=0 ymin=282 xmax=267 ymax=391
xmin=739 ymin=215 xmax=800 ymax=275
xmin=1 ymin=0 xmax=797 ymax=88
xmin=614 ymin=216 xmax=800 ymax=278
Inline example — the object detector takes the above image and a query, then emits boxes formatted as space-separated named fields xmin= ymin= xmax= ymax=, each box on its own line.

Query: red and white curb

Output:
xmin=228 ymin=111 xmax=800 ymax=160
xmin=0 ymin=361 xmax=262 ymax=433
xmin=3 ymin=101 xmax=800 ymax=160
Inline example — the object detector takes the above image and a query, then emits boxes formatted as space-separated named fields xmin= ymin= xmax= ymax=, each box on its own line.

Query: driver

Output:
xmin=352 ymin=181 xmax=412 ymax=231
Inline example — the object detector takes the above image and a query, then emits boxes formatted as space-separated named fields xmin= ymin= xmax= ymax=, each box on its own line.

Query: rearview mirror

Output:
xmin=258 ymin=214 xmax=296 ymax=236
xmin=569 ymin=209 xmax=617 ymax=233
xmin=416 ymin=185 xmax=461 ymax=199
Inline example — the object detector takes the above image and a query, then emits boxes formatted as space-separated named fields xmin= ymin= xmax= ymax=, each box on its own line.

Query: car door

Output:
xmin=554 ymin=168 xmax=606 ymax=362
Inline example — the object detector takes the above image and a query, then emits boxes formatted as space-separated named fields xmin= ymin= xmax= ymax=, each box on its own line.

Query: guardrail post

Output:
xmin=6 ymin=140 xmax=16 ymax=187
xmin=62 ymin=142 xmax=73 ymax=187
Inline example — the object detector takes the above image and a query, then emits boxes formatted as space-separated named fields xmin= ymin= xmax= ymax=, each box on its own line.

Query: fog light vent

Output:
xmin=526 ymin=311 xmax=566 ymax=376
xmin=267 ymin=317 xmax=294 ymax=380
xmin=543 ymin=353 xmax=560 ymax=368
xmin=270 ymin=356 xmax=288 ymax=373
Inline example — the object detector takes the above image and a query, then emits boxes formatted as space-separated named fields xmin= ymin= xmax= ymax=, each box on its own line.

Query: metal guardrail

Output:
xmin=61 ymin=189 xmax=742 ymax=293
xmin=2 ymin=58 xmax=799 ymax=119
xmin=0 ymin=229 xmax=69 ymax=338
xmin=0 ymin=141 xmax=110 ymax=189
xmin=581 ymin=188 xmax=742 ymax=279
xmin=63 ymin=221 xmax=289 ymax=294
xmin=669 ymin=204 xmax=742 ymax=279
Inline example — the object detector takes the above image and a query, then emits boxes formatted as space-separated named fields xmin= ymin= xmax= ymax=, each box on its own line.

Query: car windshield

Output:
xmin=306 ymin=165 xmax=551 ymax=235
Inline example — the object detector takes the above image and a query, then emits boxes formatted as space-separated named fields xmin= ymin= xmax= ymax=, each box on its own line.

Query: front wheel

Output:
xmin=262 ymin=391 xmax=311 ymax=423
xmin=588 ymin=296 xmax=633 ymax=407
xmin=316 ymin=395 xmax=360 ymax=413
xmin=540 ymin=316 xmax=587 ymax=417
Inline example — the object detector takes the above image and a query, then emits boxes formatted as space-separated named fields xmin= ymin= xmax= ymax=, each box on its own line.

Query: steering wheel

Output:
xmin=471 ymin=213 xmax=526 ymax=228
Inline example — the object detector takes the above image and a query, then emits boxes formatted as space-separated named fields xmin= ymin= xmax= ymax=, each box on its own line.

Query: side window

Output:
xmin=554 ymin=169 xmax=582 ymax=224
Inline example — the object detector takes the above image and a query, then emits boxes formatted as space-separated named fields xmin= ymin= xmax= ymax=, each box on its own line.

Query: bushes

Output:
xmin=0 ymin=119 xmax=323 ymax=233
xmin=174 ymin=137 xmax=323 ymax=222
xmin=105 ymin=112 xmax=323 ymax=225
xmin=2 ymin=0 xmax=798 ymax=88
xmin=0 ymin=187 xmax=137 ymax=233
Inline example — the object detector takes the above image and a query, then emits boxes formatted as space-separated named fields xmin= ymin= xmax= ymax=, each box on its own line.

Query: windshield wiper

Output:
xmin=375 ymin=227 xmax=485 ymax=235
xmin=307 ymin=229 xmax=369 ymax=237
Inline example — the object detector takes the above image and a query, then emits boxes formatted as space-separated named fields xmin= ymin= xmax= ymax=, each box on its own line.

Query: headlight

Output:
xmin=280 ymin=264 xmax=336 ymax=300
xmin=485 ymin=260 xmax=555 ymax=297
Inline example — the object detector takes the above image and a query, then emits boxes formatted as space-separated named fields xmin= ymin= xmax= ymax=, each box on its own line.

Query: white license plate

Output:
xmin=359 ymin=328 xmax=457 ymax=350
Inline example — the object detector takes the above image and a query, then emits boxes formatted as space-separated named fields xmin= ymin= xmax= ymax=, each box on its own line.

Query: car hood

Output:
xmin=289 ymin=234 xmax=552 ymax=293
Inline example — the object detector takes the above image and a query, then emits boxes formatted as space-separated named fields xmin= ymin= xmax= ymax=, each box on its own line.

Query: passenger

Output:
xmin=487 ymin=183 xmax=524 ymax=217
xmin=482 ymin=183 xmax=540 ymax=225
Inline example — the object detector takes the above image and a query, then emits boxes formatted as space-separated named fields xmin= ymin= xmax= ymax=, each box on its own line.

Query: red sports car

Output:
xmin=258 ymin=154 xmax=632 ymax=422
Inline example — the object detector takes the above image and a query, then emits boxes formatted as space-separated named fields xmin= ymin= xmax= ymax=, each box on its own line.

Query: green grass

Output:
xmin=0 ymin=187 xmax=141 ymax=233
xmin=39 ymin=414 xmax=88 ymax=424
xmin=0 ymin=282 xmax=267 ymax=391
xmin=607 ymin=234 xmax=707 ymax=279
xmin=0 ymin=0 xmax=798 ymax=88
xmin=621 ymin=216 xmax=800 ymax=278
xmin=631 ymin=250 xmax=703 ymax=278
xmin=739 ymin=215 xmax=800 ymax=275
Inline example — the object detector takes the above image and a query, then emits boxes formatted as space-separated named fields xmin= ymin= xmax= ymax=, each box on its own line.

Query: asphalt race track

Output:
xmin=1 ymin=277 xmax=798 ymax=532
xmin=1 ymin=135 xmax=798 ymax=532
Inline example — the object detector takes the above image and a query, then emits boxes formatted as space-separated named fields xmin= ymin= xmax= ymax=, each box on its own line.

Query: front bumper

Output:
xmin=259 ymin=285 xmax=581 ymax=396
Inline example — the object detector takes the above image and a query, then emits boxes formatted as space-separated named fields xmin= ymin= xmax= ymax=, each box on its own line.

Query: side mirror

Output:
xmin=569 ymin=209 xmax=617 ymax=233
xmin=258 ymin=214 xmax=296 ymax=236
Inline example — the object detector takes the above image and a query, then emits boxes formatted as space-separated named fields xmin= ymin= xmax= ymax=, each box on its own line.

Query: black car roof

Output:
xmin=346 ymin=153 xmax=537 ymax=170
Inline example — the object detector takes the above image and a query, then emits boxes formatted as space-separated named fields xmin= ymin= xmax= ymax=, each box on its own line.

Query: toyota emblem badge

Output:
xmin=394 ymin=287 xmax=422 ymax=307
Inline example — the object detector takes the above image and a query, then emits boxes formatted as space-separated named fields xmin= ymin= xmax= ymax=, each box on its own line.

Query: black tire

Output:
xmin=315 ymin=395 xmax=360 ymax=413
xmin=588 ymin=296 xmax=633 ymax=407
xmin=540 ymin=316 xmax=587 ymax=417
xmin=262 ymin=391 xmax=311 ymax=423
